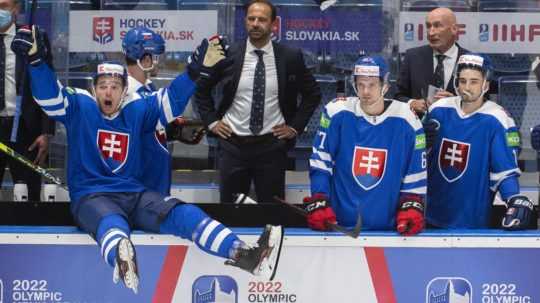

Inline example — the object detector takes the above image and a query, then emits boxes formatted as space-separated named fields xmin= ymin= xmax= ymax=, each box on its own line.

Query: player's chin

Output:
xmin=100 ymin=101 xmax=117 ymax=115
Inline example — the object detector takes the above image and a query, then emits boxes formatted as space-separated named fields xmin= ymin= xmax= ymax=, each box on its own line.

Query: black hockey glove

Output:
xmin=11 ymin=25 xmax=47 ymax=66
xmin=502 ymin=195 xmax=534 ymax=230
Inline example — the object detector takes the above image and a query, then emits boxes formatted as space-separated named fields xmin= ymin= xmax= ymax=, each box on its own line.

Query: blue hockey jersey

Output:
xmin=29 ymin=63 xmax=194 ymax=202
xmin=310 ymin=98 xmax=427 ymax=230
xmin=426 ymin=97 xmax=521 ymax=228
xmin=126 ymin=76 xmax=186 ymax=195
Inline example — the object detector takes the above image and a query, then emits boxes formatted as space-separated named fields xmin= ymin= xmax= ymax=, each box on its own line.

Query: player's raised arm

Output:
xmin=11 ymin=25 xmax=78 ymax=124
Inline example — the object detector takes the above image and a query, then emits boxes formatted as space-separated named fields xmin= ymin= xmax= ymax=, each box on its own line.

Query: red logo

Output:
xmin=352 ymin=147 xmax=387 ymax=190
xmin=93 ymin=17 xmax=114 ymax=45
xmin=97 ymin=130 xmax=129 ymax=172
xmin=271 ymin=16 xmax=282 ymax=42
xmin=438 ymin=138 xmax=470 ymax=182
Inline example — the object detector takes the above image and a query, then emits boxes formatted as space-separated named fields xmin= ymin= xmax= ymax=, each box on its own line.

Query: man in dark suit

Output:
xmin=395 ymin=7 xmax=468 ymax=115
xmin=195 ymin=0 xmax=321 ymax=204
xmin=0 ymin=0 xmax=54 ymax=201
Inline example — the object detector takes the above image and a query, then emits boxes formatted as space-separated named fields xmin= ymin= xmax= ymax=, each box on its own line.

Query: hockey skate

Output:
xmin=113 ymin=238 xmax=139 ymax=294
xmin=225 ymin=225 xmax=284 ymax=280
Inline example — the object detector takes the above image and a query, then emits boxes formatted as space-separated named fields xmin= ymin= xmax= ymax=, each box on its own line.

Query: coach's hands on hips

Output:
xmin=502 ymin=195 xmax=534 ymax=230
xmin=272 ymin=124 xmax=297 ymax=140
xmin=11 ymin=25 xmax=45 ymax=66
xmin=210 ymin=120 xmax=233 ymax=139
xmin=303 ymin=193 xmax=337 ymax=231
xmin=396 ymin=194 xmax=425 ymax=236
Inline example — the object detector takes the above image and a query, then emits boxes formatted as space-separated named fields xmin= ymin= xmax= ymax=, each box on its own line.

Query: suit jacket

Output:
xmin=394 ymin=44 xmax=469 ymax=102
xmin=195 ymin=40 xmax=321 ymax=141
xmin=13 ymin=25 xmax=55 ymax=141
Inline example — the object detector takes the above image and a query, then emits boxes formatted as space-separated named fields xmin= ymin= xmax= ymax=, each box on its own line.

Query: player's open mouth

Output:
xmin=104 ymin=100 xmax=112 ymax=106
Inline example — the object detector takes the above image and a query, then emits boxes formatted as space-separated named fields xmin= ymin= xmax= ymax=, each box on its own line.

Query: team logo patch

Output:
xmin=352 ymin=146 xmax=387 ymax=190
xmin=93 ymin=17 xmax=114 ymax=45
xmin=426 ymin=277 xmax=472 ymax=303
xmin=506 ymin=131 xmax=520 ymax=147
xmin=319 ymin=114 xmax=330 ymax=129
xmin=192 ymin=275 xmax=238 ymax=303
xmin=97 ymin=129 xmax=129 ymax=172
xmin=438 ymin=138 xmax=470 ymax=182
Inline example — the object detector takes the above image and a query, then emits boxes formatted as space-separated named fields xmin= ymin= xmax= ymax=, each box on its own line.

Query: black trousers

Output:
xmin=218 ymin=134 xmax=287 ymax=204
xmin=0 ymin=116 xmax=42 ymax=201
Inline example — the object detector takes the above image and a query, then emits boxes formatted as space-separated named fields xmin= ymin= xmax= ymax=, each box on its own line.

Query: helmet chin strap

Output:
xmin=460 ymin=79 xmax=489 ymax=103
xmin=137 ymin=59 xmax=155 ymax=73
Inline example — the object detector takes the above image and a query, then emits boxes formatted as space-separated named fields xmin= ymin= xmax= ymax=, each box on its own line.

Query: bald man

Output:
xmin=395 ymin=7 xmax=469 ymax=115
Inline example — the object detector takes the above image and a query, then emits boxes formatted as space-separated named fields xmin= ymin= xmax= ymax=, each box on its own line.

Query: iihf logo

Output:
xmin=426 ymin=277 xmax=472 ymax=303
xmin=271 ymin=16 xmax=282 ymax=42
xmin=93 ymin=17 xmax=114 ymax=45
xmin=404 ymin=23 xmax=414 ymax=41
xmin=192 ymin=275 xmax=238 ymax=303
xmin=479 ymin=23 xmax=489 ymax=42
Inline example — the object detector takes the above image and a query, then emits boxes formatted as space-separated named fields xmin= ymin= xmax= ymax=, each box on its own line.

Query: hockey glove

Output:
xmin=166 ymin=117 xmax=207 ymax=145
xmin=502 ymin=195 xmax=534 ymax=230
xmin=187 ymin=35 xmax=231 ymax=80
xmin=11 ymin=25 xmax=46 ymax=66
xmin=396 ymin=194 xmax=425 ymax=236
xmin=303 ymin=193 xmax=337 ymax=231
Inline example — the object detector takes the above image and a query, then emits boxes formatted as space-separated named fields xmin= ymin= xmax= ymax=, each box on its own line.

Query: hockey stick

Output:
xmin=0 ymin=140 xmax=67 ymax=190
xmin=274 ymin=196 xmax=362 ymax=238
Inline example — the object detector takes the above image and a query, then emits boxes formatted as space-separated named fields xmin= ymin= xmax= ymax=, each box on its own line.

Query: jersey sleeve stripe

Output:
xmin=43 ymin=108 xmax=67 ymax=117
xmin=403 ymin=171 xmax=427 ymax=183
xmin=36 ymin=92 xmax=64 ymax=107
xmin=310 ymin=159 xmax=333 ymax=174
xmin=312 ymin=148 xmax=332 ymax=161
xmin=490 ymin=168 xmax=521 ymax=182
xmin=489 ymin=168 xmax=521 ymax=190
xmin=160 ymin=90 xmax=175 ymax=123
xmin=400 ymin=186 xmax=427 ymax=194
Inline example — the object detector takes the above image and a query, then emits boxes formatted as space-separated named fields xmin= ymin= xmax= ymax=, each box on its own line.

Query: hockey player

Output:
xmin=121 ymin=27 xmax=205 ymax=195
xmin=306 ymin=55 xmax=427 ymax=235
xmin=426 ymin=53 xmax=534 ymax=229
xmin=11 ymin=26 xmax=283 ymax=294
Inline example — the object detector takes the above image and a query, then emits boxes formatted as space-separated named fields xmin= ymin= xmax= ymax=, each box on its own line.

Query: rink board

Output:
xmin=0 ymin=227 xmax=539 ymax=303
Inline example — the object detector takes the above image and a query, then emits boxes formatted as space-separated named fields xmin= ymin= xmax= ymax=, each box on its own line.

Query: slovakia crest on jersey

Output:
xmin=438 ymin=138 xmax=470 ymax=182
xmin=97 ymin=129 xmax=129 ymax=172
xmin=352 ymin=146 xmax=387 ymax=190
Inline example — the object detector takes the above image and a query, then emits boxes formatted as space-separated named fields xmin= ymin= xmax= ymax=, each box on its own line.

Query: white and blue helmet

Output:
xmin=352 ymin=55 xmax=389 ymax=83
xmin=93 ymin=61 xmax=128 ymax=86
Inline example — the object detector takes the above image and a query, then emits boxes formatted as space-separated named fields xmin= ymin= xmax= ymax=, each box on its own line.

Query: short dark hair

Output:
xmin=245 ymin=0 xmax=277 ymax=21
xmin=125 ymin=56 xmax=137 ymax=66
